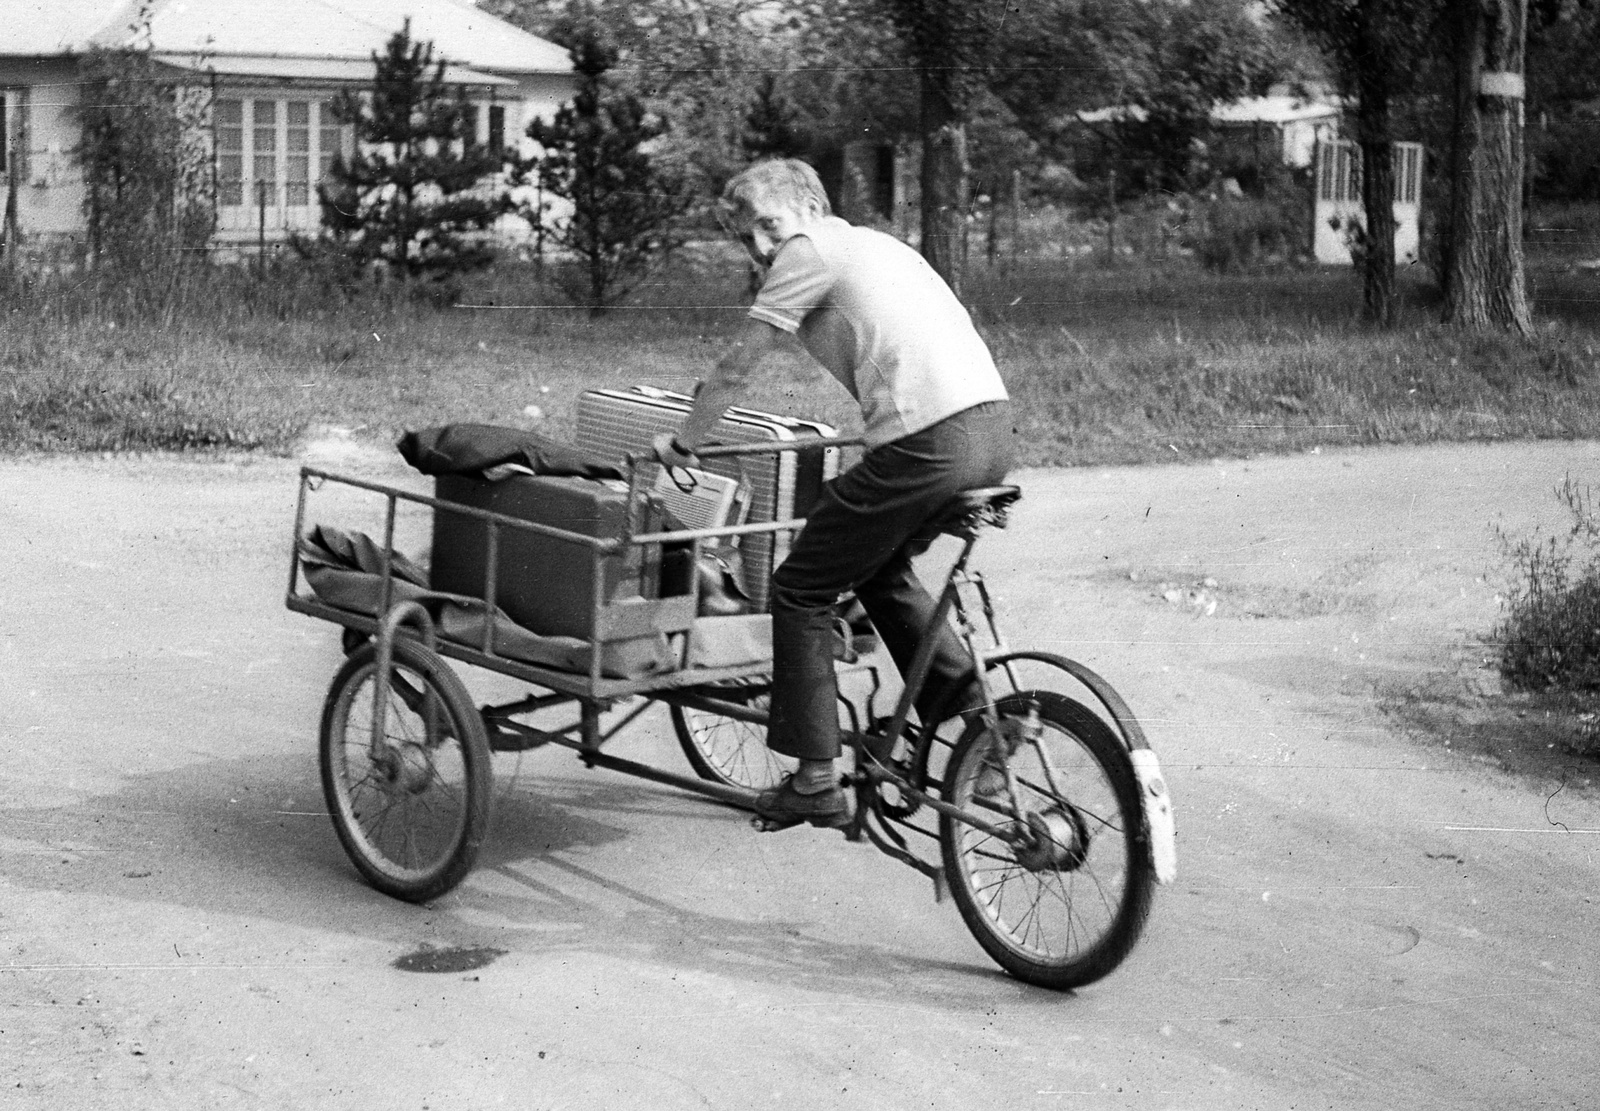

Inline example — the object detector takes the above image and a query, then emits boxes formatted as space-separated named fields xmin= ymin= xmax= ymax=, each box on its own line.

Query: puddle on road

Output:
xmin=392 ymin=945 xmax=506 ymax=974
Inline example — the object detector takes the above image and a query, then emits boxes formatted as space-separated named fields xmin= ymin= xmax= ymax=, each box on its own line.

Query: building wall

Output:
xmin=1210 ymin=116 xmax=1339 ymax=175
xmin=211 ymin=74 xmax=571 ymax=246
xmin=2 ymin=57 xmax=88 ymax=245
xmin=1 ymin=57 xmax=572 ymax=252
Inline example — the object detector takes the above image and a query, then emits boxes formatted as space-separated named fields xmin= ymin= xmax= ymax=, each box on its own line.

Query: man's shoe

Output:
xmin=753 ymin=776 xmax=849 ymax=830
xmin=927 ymin=679 xmax=991 ymax=730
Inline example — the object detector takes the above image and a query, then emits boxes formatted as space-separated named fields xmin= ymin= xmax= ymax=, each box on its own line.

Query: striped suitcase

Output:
xmin=574 ymin=386 xmax=840 ymax=610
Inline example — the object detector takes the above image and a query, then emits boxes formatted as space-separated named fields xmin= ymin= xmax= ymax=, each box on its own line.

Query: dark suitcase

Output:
xmin=574 ymin=387 xmax=841 ymax=610
xmin=429 ymin=472 xmax=663 ymax=639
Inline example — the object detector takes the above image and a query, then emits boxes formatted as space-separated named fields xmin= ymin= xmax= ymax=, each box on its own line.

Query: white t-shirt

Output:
xmin=748 ymin=217 xmax=1008 ymax=447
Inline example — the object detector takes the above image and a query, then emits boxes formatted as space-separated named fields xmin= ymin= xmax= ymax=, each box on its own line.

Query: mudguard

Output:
xmin=1129 ymin=748 xmax=1177 ymax=884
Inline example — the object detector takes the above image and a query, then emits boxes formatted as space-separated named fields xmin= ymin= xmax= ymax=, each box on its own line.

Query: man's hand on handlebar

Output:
xmin=652 ymin=432 xmax=698 ymax=470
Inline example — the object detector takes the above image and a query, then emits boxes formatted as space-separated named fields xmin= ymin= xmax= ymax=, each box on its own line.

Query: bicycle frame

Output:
xmin=288 ymin=432 xmax=1169 ymax=901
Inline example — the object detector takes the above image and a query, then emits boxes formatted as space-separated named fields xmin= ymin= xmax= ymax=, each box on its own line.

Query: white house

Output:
xmin=1075 ymin=93 xmax=1424 ymax=265
xmin=0 ymin=0 xmax=573 ymax=253
xmin=1313 ymin=138 xmax=1425 ymax=266
xmin=1208 ymin=94 xmax=1342 ymax=170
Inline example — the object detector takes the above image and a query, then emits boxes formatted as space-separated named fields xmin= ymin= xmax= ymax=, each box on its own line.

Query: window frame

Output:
xmin=214 ymin=92 xmax=351 ymax=213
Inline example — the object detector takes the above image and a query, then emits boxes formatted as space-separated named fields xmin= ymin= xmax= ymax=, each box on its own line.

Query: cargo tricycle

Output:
xmin=286 ymin=436 xmax=1175 ymax=990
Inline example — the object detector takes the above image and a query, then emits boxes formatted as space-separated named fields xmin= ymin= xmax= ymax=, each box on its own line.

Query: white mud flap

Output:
xmin=1129 ymin=748 xmax=1177 ymax=884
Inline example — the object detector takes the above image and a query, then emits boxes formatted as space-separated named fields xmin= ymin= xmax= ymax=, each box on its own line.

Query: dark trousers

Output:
xmin=767 ymin=401 xmax=1014 ymax=760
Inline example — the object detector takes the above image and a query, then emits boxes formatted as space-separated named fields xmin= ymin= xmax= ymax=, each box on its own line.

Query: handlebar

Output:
xmin=624 ymin=434 xmax=864 ymax=468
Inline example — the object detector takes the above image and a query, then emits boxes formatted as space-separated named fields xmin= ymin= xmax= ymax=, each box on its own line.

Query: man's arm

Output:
xmin=671 ymin=317 xmax=789 ymax=453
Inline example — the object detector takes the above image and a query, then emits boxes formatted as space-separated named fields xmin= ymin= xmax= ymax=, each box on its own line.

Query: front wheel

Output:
xmin=319 ymin=638 xmax=492 ymax=902
xmin=939 ymin=692 xmax=1155 ymax=990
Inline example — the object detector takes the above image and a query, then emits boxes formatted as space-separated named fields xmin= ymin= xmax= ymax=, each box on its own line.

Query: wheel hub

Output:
xmin=1012 ymin=806 xmax=1089 ymax=872
xmin=375 ymin=742 xmax=435 ymax=795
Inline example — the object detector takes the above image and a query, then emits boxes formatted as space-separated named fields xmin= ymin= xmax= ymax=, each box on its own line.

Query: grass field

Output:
xmin=3 ymin=235 xmax=1599 ymax=466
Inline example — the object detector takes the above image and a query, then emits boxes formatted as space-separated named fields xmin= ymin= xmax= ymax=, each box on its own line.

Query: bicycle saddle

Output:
xmin=922 ymin=485 xmax=1022 ymax=539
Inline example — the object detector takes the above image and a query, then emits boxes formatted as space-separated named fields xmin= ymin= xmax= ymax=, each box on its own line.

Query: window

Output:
xmin=286 ymin=100 xmax=310 ymax=206
xmin=1394 ymin=142 xmax=1422 ymax=206
xmin=487 ymin=103 xmax=505 ymax=153
xmin=1319 ymin=139 xmax=1423 ymax=207
xmin=252 ymin=99 xmax=278 ymax=207
xmin=216 ymin=98 xmax=244 ymax=204
xmin=216 ymin=96 xmax=348 ymax=210
xmin=0 ymin=89 xmax=22 ymax=183
xmin=1318 ymin=140 xmax=1359 ymax=204
xmin=318 ymin=101 xmax=342 ymax=180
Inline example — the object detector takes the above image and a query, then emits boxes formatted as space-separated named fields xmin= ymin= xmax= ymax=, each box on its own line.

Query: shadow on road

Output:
xmin=1 ymin=750 xmax=1015 ymax=1006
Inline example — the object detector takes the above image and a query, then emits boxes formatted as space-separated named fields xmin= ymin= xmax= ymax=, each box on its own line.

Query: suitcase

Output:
xmin=429 ymin=472 xmax=666 ymax=639
xmin=574 ymin=386 xmax=841 ymax=610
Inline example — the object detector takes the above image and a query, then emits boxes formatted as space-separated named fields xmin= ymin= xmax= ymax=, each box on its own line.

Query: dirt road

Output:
xmin=2 ymin=437 xmax=1596 ymax=1110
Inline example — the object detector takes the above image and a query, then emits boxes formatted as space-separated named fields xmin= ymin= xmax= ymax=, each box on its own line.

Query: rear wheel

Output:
xmin=939 ymin=692 xmax=1154 ymax=990
xmin=670 ymin=688 xmax=794 ymax=791
xmin=319 ymin=639 xmax=491 ymax=903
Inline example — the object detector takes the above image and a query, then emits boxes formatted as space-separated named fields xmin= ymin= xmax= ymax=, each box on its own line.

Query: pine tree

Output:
xmin=319 ymin=21 xmax=506 ymax=282
xmin=518 ymin=14 xmax=691 ymax=315
xmin=741 ymin=73 xmax=810 ymax=160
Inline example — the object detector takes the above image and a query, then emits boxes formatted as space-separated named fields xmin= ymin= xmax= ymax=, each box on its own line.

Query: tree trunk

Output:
xmin=1354 ymin=21 xmax=1397 ymax=328
xmin=918 ymin=67 xmax=966 ymax=297
xmin=1358 ymin=133 xmax=1397 ymax=327
xmin=1445 ymin=0 xmax=1532 ymax=334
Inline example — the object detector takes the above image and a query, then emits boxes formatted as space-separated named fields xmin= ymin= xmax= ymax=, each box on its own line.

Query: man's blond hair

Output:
xmin=721 ymin=158 xmax=832 ymax=220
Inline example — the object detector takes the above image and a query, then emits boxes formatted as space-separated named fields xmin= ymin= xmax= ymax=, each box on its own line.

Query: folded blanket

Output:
xmin=397 ymin=424 xmax=622 ymax=480
xmin=299 ymin=525 xmax=673 ymax=679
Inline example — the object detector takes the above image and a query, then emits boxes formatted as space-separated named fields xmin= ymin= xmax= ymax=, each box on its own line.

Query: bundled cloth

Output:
xmin=297 ymin=525 xmax=771 ymax=678
xmin=396 ymin=424 xmax=622 ymax=480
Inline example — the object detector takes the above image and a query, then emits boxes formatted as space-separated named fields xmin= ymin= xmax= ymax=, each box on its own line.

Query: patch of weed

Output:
xmin=1495 ymin=476 xmax=1600 ymax=702
xmin=3 ymin=247 xmax=1600 ymax=462
xmin=0 ymin=374 xmax=297 ymax=453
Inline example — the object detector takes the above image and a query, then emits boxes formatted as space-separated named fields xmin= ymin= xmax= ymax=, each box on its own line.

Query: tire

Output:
xmin=319 ymin=639 xmax=492 ymax=903
xmin=670 ymin=689 xmax=795 ymax=791
xmin=939 ymin=691 xmax=1155 ymax=990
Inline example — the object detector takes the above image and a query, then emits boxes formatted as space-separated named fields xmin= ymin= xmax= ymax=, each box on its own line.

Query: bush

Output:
xmin=73 ymin=43 xmax=216 ymax=316
xmin=1182 ymin=170 xmax=1308 ymax=274
xmin=1531 ymin=114 xmax=1600 ymax=205
xmin=1497 ymin=476 xmax=1600 ymax=694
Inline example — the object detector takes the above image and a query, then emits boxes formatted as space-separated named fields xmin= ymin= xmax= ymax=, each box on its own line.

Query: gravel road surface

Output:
xmin=2 ymin=437 xmax=1596 ymax=1110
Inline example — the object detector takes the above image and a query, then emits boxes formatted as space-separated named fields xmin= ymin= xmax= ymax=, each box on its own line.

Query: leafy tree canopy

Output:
xmin=998 ymin=0 xmax=1309 ymax=193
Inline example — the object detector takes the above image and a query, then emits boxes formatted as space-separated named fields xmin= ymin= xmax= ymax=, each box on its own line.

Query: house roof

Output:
xmin=1077 ymin=95 xmax=1341 ymax=129
xmin=1210 ymin=96 xmax=1340 ymax=126
xmin=0 ymin=0 xmax=570 ymax=75
xmin=154 ymin=53 xmax=519 ymax=87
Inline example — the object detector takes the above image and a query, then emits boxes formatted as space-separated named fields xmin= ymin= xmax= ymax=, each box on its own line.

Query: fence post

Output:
xmin=986 ymin=181 xmax=998 ymax=268
xmin=3 ymin=146 xmax=17 ymax=272
xmin=1105 ymin=168 xmax=1118 ymax=263
xmin=256 ymin=179 xmax=267 ymax=272
xmin=534 ymin=178 xmax=545 ymax=278
xmin=1010 ymin=168 xmax=1021 ymax=267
